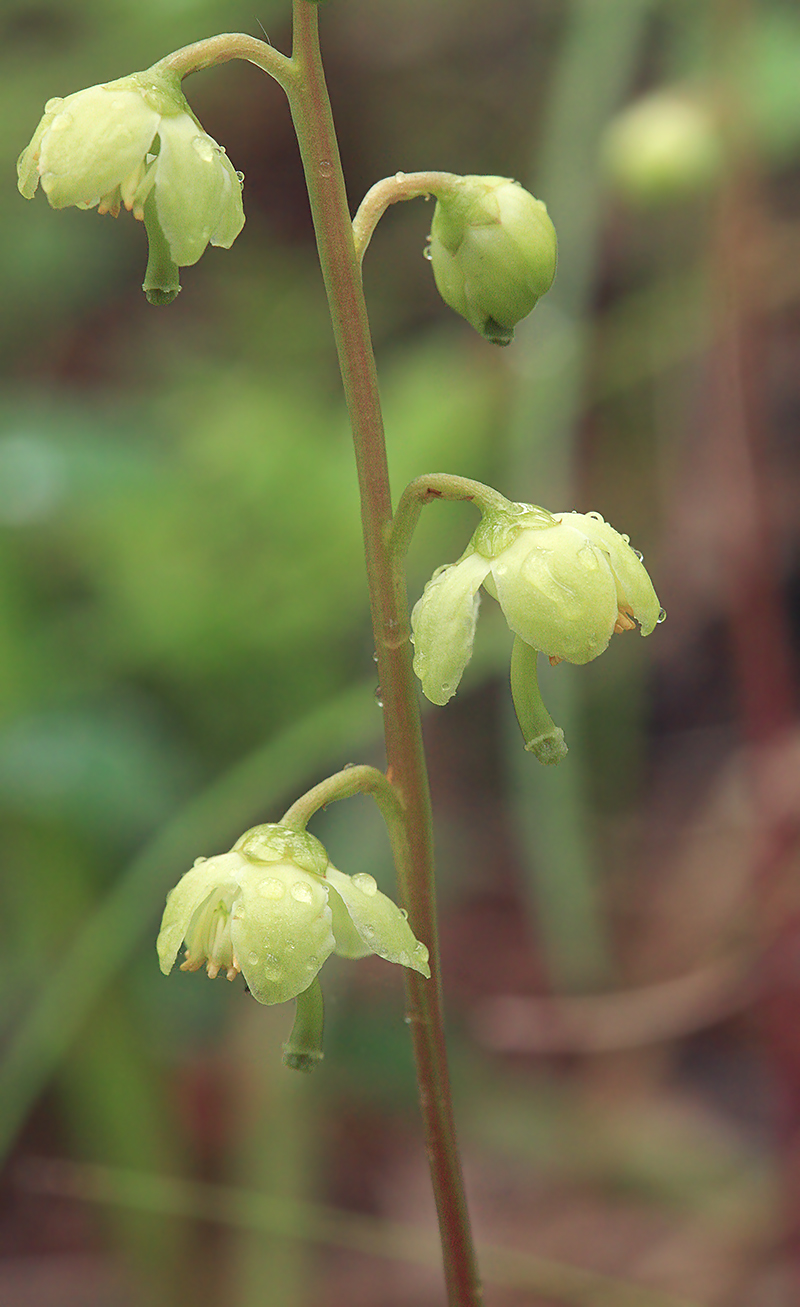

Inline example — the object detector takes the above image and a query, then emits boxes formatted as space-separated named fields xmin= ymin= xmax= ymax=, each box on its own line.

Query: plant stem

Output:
xmin=352 ymin=171 xmax=461 ymax=262
xmin=158 ymin=33 xmax=295 ymax=88
xmin=285 ymin=4 xmax=481 ymax=1304
xmin=279 ymin=765 xmax=401 ymax=832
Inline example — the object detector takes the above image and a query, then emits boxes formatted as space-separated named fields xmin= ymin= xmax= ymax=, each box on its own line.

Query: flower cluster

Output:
xmin=17 ymin=67 xmax=244 ymax=303
xmin=157 ymin=823 xmax=430 ymax=1006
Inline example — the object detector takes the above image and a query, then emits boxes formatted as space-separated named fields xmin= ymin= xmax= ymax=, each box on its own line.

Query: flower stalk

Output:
xmin=281 ymin=4 xmax=482 ymax=1303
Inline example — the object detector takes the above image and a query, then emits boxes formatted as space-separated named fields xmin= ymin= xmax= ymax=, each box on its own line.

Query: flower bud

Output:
xmin=17 ymin=66 xmax=244 ymax=299
xmin=601 ymin=91 xmax=723 ymax=205
xmin=157 ymin=823 xmax=430 ymax=1006
xmin=428 ymin=176 xmax=557 ymax=345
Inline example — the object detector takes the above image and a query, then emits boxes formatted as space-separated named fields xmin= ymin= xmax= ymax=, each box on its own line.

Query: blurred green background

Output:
xmin=2 ymin=1 xmax=800 ymax=1304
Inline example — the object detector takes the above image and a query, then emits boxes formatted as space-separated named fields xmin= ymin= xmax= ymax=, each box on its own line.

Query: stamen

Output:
xmin=613 ymin=607 xmax=636 ymax=635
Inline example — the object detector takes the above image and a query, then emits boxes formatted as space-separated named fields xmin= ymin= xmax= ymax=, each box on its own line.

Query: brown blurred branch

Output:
xmin=471 ymin=955 xmax=752 ymax=1055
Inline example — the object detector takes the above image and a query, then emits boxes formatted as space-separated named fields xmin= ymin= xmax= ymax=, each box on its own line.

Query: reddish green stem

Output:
xmin=285 ymin=4 xmax=481 ymax=1303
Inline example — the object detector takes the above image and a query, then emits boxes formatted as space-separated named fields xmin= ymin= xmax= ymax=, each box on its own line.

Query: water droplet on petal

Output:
xmin=374 ymin=686 xmax=384 ymax=708
xmin=423 ymin=245 xmax=433 ymax=261
xmin=192 ymin=134 xmax=216 ymax=163
xmin=352 ymin=873 xmax=378 ymax=897
xmin=318 ymin=159 xmax=333 ymax=177
xmin=657 ymin=607 xmax=667 ymax=624
xmin=633 ymin=548 xmax=644 ymax=561
xmin=290 ymin=881 xmax=314 ymax=904
xmin=259 ymin=878 xmax=285 ymax=900
xmin=248 ymin=951 xmax=259 ymax=966
xmin=400 ymin=908 xmax=409 ymax=920
xmin=193 ymin=856 xmax=207 ymax=866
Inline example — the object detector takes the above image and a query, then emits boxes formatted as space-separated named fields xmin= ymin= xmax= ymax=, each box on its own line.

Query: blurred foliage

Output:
xmin=1 ymin=0 xmax=799 ymax=1304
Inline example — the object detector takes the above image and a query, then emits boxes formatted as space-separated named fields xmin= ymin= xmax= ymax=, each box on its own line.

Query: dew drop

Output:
xmin=290 ymin=881 xmax=314 ymax=904
xmin=394 ymin=170 xmax=406 ymax=182
xmin=235 ymin=170 xmax=245 ymax=184
xmin=374 ymin=686 xmax=384 ymax=708
xmin=259 ymin=877 xmax=286 ymax=900
xmin=423 ymin=245 xmax=433 ymax=261
xmin=400 ymin=909 xmax=409 ymax=920
xmin=352 ymin=873 xmax=378 ymax=897
xmin=318 ymin=159 xmax=333 ymax=177
xmin=193 ymin=856 xmax=207 ymax=866
xmin=45 ymin=97 xmax=64 ymax=114
xmin=306 ymin=954 xmax=319 ymax=969
xmin=657 ymin=607 xmax=667 ymax=624
xmin=621 ymin=533 xmax=630 ymax=544
xmin=372 ymin=650 xmax=379 ymax=663
xmin=633 ymin=548 xmax=644 ymax=561
xmin=248 ymin=951 xmax=259 ymax=966
xmin=192 ymin=134 xmax=216 ymax=163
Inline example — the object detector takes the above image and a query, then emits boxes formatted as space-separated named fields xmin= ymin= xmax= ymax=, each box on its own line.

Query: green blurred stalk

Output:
xmin=59 ymin=998 xmax=188 ymax=1307
xmin=230 ymin=1003 xmax=317 ymax=1307
xmin=505 ymin=0 xmax=660 ymax=992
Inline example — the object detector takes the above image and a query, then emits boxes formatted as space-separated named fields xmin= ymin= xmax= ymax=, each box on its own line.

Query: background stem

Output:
xmin=285 ymin=4 xmax=481 ymax=1304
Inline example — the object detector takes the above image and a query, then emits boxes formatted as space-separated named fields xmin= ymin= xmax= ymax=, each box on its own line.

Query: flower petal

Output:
xmin=557 ymin=512 xmax=661 ymax=635
xmin=38 ymin=84 xmax=159 ymax=209
xmin=156 ymin=851 xmax=244 ymax=975
xmin=411 ymin=551 xmax=492 ymax=704
xmin=153 ymin=114 xmax=242 ymax=266
xmin=231 ymin=862 xmax=335 ymax=1005
xmin=325 ymin=866 xmax=431 ymax=978
xmin=490 ymin=525 xmax=618 ymax=664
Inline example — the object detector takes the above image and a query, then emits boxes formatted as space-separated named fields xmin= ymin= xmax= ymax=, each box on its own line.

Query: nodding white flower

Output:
xmin=157 ymin=824 xmax=430 ymax=1006
xmin=17 ymin=67 xmax=244 ymax=301
xmin=428 ymin=175 xmax=557 ymax=345
xmin=412 ymin=503 xmax=662 ymax=708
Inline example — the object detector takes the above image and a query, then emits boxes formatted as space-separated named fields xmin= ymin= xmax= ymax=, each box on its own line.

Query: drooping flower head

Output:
xmin=428 ymin=175 xmax=557 ymax=345
xmin=17 ymin=65 xmax=245 ymax=303
xmin=411 ymin=496 xmax=663 ymax=763
xmin=157 ymin=823 xmax=430 ymax=1006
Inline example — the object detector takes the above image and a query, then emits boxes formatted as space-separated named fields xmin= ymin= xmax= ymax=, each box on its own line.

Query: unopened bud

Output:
xmin=428 ymin=175 xmax=557 ymax=345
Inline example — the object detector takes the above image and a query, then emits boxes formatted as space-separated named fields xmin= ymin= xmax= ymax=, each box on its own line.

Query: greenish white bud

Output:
xmin=17 ymin=66 xmax=245 ymax=299
xmin=428 ymin=175 xmax=557 ymax=345
xmin=157 ymin=823 xmax=430 ymax=1006
xmin=411 ymin=500 xmax=662 ymax=736
xmin=601 ymin=91 xmax=723 ymax=205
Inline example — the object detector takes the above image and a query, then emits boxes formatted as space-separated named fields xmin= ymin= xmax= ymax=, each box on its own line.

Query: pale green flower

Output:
xmin=428 ymin=175 xmax=557 ymax=345
xmin=601 ymin=91 xmax=723 ymax=205
xmin=157 ymin=823 xmax=430 ymax=1005
xmin=17 ymin=67 xmax=244 ymax=301
xmin=412 ymin=504 xmax=662 ymax=707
